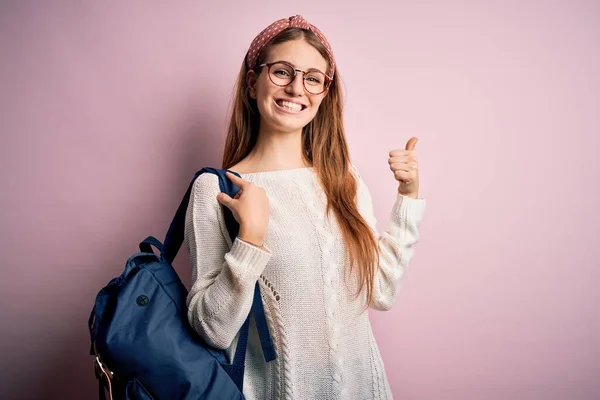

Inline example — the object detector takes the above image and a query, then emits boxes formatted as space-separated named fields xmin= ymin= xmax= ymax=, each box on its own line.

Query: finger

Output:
xmin=388 ymin=154 xmax=414 ymax=163
xmin=225 ymin=171 xmax=248 ymax=188
xmin=216 ymin=192 xmax=235 ymax=208
xmin=405 ymin=137 xmax=418 ymax=151
xmin=394 ymin=170 xmax=413 ymax=181
xmin=388 ymin=155 xmax=406 ymax=164
xmin=389 ymin=156 xmax=418 ymax=166
xmin=233 ymin=189 xmax=243 ymax=199
xmin=390 ymin=162 xmax=413 ymax=172
xmin=389 ymin=150 xmax=417 ymax=158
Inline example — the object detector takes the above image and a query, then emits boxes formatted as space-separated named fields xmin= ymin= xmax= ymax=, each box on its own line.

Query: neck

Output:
xmin=246 ymin=127 xmax=310 ymax=171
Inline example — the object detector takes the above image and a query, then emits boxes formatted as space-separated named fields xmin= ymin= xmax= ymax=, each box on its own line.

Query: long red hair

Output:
xmin=222 ymin=28 xmax=379 ymax=308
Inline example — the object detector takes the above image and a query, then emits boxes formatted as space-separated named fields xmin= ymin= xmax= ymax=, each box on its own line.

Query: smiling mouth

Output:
xmin=275 ymin=99 xmax=306 ymax=112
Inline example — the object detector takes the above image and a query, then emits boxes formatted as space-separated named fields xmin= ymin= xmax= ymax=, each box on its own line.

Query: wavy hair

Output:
xmin=221 ymin=28 xmax=379 ymax=308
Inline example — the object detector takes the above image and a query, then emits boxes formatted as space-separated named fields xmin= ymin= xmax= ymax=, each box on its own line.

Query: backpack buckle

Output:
xmin=95 ymin=356 xmax=114 ymax=379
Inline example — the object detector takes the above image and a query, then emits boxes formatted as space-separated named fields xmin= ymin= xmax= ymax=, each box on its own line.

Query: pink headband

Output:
xmin=246 ymin=15 xmax=336 ymax=79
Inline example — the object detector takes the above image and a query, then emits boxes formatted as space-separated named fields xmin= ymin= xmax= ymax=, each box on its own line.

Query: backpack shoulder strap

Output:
xmin=163 ymin=167 xmax=241 ymax=263
xmin=162 ymin=167 xmax=276 ymax=364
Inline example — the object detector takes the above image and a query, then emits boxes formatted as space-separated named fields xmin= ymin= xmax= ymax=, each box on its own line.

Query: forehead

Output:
xmin=265 ymin=39 xmax=329 ymax=72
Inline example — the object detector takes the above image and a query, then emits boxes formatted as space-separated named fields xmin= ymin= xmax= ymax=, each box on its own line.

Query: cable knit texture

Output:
xmin=184 ymin=165 xmax=426 ymax=400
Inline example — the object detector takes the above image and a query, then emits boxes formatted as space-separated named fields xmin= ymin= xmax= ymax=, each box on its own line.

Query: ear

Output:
xmin=246 ymin=69 xmax=257 ymax=91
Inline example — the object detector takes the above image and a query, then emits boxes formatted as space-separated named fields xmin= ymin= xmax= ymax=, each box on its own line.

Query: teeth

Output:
xmin=280 ymin=100 xmax=302 ymax=111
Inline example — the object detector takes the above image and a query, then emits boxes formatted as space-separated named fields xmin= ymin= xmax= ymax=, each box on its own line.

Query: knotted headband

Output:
xmin=246 ymin=15 xmax=336 ymax=79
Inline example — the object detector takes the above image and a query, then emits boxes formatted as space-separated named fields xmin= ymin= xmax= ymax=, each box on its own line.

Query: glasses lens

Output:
xmin=304 ymin=71 xmax=327 ymax=95
xmin=269 ymin=62 xmax=295 ymax=86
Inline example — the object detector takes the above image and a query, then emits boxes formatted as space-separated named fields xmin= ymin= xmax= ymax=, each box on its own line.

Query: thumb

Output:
xmin=225 ymin=170 xmax=247 ymax=187
xmin=216 ymin=192 xmax=235 ymax=209
xmin=405 ymin=137 xmax=418 ymax=151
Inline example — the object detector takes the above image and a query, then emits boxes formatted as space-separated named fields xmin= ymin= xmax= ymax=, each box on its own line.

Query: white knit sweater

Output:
xmin=184 ymin=165 xmax=426 ymax=400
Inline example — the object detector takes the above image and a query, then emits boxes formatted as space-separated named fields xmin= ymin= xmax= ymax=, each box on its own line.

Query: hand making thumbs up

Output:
xmin=388 ymin=137 xmax=420 ymax=199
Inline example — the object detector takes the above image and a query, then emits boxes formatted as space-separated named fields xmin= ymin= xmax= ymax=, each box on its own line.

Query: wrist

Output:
xmin=237 ymin=231 xmax=264 ymax=248
xmin=398 ymin=189 xmax=419 ymax=199
xmin=237 ymin=236 xmax=265 ymax=250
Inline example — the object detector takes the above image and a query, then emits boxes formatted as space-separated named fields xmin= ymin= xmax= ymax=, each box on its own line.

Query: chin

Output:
xmin=273 ymin=121 xmax=309 ymax=134
xmin=267 ymin=113 xmax=315 ymax=134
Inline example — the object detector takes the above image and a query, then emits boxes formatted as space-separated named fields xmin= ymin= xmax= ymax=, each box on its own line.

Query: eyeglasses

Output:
xmin=257 ymin=61 xmax=331 ymax=95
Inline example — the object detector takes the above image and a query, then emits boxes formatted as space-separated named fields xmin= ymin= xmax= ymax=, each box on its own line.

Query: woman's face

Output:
xmin=247 ymin=39 xmax=329 ymax=135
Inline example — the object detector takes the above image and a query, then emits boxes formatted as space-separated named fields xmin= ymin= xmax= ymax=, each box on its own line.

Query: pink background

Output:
xmin=1 ymin=1 xmax=599 ymax=399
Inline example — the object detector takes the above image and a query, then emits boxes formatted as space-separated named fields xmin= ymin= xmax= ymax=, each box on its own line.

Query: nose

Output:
xmin=285 ymin=73 xmax=305 ymax=96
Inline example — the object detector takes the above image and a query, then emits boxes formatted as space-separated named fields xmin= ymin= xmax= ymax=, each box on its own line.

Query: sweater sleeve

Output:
xmin=184 ymin=173 xmax=272 ymax=349
xmin=351 ymin=165 xmax=427 ymax=311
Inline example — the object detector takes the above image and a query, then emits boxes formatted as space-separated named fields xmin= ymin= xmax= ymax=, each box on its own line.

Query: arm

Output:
xmin=184 ymin=173 xmax=272 ymax=349
xmin=352 ymin=165 xmax=426 ymax=311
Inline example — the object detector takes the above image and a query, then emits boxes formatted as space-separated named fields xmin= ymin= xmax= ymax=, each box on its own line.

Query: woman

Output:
xmin=184 ymin=15 xmax=426 ymax=400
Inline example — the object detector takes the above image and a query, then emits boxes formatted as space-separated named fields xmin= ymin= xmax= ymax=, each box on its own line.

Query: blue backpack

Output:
xmin=88 ymin=167 xmax=276 ymax=400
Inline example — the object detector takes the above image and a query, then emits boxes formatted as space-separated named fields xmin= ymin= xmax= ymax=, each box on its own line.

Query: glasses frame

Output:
xmin=257 ymin=61 xmax=332 ymax=95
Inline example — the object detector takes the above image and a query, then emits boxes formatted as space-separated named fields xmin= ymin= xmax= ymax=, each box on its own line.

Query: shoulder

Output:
xmin=349 ymin=163 xmax=362 ymax=180
xmin=185 ymin=172 xmax=231 ymax=246
xmin=348 ymin=163 xmax=374 ymax=205
xmin=349 ymin=163 xmax=368 ymax=192
xmin=193 ymin=172 xmax=220 ymax=192
xmin=189 ymin=172 xmax=221 ymax=212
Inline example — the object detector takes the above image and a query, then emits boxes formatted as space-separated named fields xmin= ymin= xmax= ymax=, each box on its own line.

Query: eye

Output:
xmin=305 ymin=72 xmax=324 ymax=85
xmin=273 ymin=68 xmax=292 ymax=77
